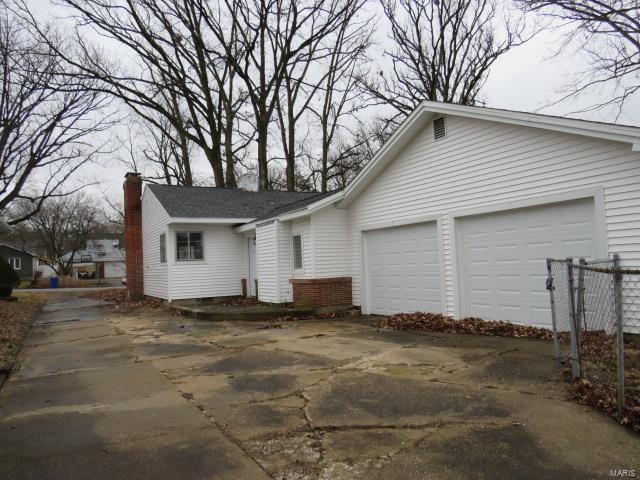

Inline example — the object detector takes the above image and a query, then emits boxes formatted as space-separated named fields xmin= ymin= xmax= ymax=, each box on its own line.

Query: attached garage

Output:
xmin=364 ymin=222 xmax=442 ymax=315
xmin=455 ymin=198 xmax=602 ymax=327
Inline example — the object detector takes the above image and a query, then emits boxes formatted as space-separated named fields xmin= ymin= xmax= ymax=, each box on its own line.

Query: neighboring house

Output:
xmin=0 ymin=244 xmax=36 ymax=279
xmin=66 ymin=239 xmax=126 ymax=279
xmin=125 ymin=101 xmax=640 ymax=332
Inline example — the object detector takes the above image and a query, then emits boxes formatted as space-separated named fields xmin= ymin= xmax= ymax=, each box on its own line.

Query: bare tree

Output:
xmin=304 ymin=118 xmax=389 ymax=190
xmin=518 ymin=0 xmax=640 ymax=114
xmin=0 ymin=7 xmax=111 ymax=224
xmin=311 ymin=4 xmax=373 ymax=191
xmin=207 ymin=0 xmax=359 ymax=190
xmin=119 ymin=116 xmax=195 ymax=186
xmin=272 ymin=0 xmax=372 ymax=191
xmin=16 ymin=193 xmax=101 ymax=275
xmin=17 ymin=0 xmax=249 ymax=187
xmin=362 ymin=0 xmax=530 ymax=123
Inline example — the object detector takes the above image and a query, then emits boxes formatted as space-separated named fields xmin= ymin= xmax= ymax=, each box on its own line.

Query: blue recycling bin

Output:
xmin=50 ymin=277 xmax=59 ymax=288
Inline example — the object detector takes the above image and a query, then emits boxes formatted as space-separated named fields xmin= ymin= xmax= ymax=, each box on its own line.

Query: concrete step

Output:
xmin=169 ymin=303 xmax=314 ymax=321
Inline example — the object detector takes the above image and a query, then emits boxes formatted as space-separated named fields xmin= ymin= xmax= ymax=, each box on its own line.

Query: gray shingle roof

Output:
xmin=147 ymin=184 xmax=334 ymax=221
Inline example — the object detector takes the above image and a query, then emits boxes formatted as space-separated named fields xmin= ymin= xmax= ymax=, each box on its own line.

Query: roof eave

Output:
xmin=168 ymin=217 xmax=256 ymax=225
xmin=232 ymin=191 xmax=345 ymax=233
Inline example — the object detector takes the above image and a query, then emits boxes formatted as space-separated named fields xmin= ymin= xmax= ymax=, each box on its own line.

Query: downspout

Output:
xmin=274 ymin=220 xmax=280 ymax=302
xmin=166 ymin=225 xmax=172 ymax=303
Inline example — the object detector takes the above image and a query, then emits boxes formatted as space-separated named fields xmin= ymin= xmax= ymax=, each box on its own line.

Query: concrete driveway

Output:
xmin=1 ymin=296 xmax=638 ymax=479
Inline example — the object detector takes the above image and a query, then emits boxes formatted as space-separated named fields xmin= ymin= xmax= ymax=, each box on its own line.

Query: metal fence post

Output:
xmin=566 ymin=258 xmax=581 ymax=378
xmin=613 ymin=254 xmax=625 ymax=416
xmin=576 ymin=258 xmax=586 ymax=334
xmin=546 ymin=259 xmax=561 ymax=364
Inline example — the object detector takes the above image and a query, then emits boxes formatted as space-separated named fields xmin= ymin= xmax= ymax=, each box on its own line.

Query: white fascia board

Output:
xmin=168 ymin=217 xmax=256 ymax=225
xmin=234 ymin=222 xmax=257 ymax=233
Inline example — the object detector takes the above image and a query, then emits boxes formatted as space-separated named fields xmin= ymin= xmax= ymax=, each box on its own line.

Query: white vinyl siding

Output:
xmin=310 ymin=206 xmax=350 ymax=278
xmin=348 ymin=115 xmax=640 ymax=332
xmin=168 ymin=223 xmax=244 ymax=300
xmin=256 ymin=220 xmax=292 ymax=303
xmin=142 ymin=189 xmax=170 ymax=299
xmin=256 ymin=221 xmax=278 ymax=303
xmin=277 ymin=221 xmax=293 ymax=302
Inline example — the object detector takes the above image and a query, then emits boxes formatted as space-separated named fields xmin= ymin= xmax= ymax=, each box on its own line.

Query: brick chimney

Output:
xmin=123 ymin=172 xmax=144 ymax=299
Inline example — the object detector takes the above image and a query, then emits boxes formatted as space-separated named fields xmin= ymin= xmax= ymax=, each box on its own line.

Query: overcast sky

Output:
xmin=29 ymin=0 xmax=640 ymax=202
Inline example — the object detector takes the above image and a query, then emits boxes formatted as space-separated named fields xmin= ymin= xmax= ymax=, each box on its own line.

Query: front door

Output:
xmin=247 ymin=237 xmax=257 ymax=297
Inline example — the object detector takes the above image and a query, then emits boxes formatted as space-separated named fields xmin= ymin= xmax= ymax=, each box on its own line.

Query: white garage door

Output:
xmin=364 ymin=222 xmax=441 ymax=315
xmin=457 ymin=198 xmax=600 ymax=328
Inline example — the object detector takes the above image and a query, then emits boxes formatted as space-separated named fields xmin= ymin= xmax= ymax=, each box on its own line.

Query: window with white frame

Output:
xmin=8 ymin=258 xmax=21 ymax=270
xmin=159 ymin=234 xmax=166 ymax=263
xmin=176 ymin=232 xmax=203 ymax=260
xmin=292 ymin=234 xmax=303 ymax=270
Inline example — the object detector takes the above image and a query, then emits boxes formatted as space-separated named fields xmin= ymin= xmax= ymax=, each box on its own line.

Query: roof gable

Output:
xmin=339 ymin=101 xmax=640 ymax=206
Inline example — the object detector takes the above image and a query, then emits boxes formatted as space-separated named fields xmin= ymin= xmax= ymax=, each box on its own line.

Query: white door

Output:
xmin=248 ymin=237 xmax=257 ymax=297
xmin=457 ymin=198 xmax=600 ymax=328
xmin=364 ymin=222 xmax=442 ymax=315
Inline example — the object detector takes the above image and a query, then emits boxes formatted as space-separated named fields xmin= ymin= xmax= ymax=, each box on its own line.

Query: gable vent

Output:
xmin=433 ymin=116 xmax=446 ymax=140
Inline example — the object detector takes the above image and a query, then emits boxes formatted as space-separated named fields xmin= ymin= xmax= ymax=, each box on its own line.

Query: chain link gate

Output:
xmin=545 ymin=255 xmax=636 ymax=416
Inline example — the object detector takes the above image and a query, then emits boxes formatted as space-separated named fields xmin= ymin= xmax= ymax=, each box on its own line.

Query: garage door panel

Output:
xmin=458 ymin=198 xmax=599 ymax=327
xmin=365 ymin=222 xmax=442 ymax=315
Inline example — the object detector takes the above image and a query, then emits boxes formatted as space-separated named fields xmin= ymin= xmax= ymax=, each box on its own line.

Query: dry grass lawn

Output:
xmin=0 ymin=293 xmax=46 ymax=369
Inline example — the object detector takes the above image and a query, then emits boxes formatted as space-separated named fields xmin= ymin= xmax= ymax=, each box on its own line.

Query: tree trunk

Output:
xmin=178 ymin=130 xmax=193 ymax=186
xmin=321 ymin=125 xmax=329 ymax=192
xmin=224 ymin=106 xmax=237 ymax=188
xmin=205 ymin=143 xmax=225 ymax=187
xmin=257 ymin=122 xmax=269 ymax=190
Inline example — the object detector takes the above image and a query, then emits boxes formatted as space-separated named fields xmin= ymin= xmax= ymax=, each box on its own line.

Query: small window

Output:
xmin=433 ymin=116 xmax=446 ymax=140
xmin=176 ymin=232 xmax=203 ymax=261
xmin=8 ymin=258 xmax=21 ymax=270
xmin=292 ymin=235 xmax=303 ymax=270
xmin=160 ymin=234 xmax=166 ymax=263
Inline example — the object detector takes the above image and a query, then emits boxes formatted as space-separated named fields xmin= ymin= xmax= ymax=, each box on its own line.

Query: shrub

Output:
xmin=0 ymin=257 xmax=20 ymax=297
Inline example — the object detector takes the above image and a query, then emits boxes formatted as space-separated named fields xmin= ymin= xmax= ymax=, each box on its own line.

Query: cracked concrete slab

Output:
xmin=305 ymin=371 xmax=510 ymax=427
xmin=1 ymin=427 xmax=268 ymax=480
xmin=2 ymin=296 xmax=638 ymax=480
xmin=360 ymin=423 xmax=597 ymax=480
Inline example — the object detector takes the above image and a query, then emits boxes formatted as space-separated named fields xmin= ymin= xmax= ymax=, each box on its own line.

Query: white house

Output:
xmin=125 ymin=101 xmax=640 ymax=332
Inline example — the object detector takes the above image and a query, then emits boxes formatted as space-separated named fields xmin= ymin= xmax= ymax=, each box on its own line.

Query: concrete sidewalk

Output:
xmin=0 ymin=297 xmax=268 ymax=480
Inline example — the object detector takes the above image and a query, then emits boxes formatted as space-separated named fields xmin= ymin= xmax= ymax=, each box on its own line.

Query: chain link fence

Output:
xmin=546 ymin=255 xmax=639 ymax=416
